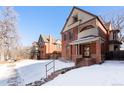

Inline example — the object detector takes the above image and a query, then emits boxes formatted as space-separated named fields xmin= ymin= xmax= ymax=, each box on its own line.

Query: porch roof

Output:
xmin=69 ymin=36 xmax=100 ymax=45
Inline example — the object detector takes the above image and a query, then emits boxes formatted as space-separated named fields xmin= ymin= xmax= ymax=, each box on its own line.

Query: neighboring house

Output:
xmin=61 ymin=7 xmax=122 ymax=66
xmin=31 ymin=41 xmax=40 ymax=60
xmin=38 ymin=35 xmax=61 ymax=59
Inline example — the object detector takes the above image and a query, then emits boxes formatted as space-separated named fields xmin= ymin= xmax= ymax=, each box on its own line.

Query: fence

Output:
xmin=105 ymin=51 xmax=124 ymax=60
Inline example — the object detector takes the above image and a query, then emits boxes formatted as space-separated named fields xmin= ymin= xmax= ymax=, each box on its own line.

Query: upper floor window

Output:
xmin=72 ymin=15 xmax=78 ymax=23
xmin=80 ymin=25 xmax=94 ymax=32
xmin=68 ymin=31 xmax=73 ymax=41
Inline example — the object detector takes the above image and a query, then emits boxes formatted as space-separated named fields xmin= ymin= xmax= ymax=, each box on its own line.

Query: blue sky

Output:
xmin=14 ymin=6 xmax=124 ymax=46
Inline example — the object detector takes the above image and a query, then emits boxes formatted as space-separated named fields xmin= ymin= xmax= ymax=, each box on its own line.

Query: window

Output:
xmin=80 ymin=25 xmax=94 ymax=32
xmin=83 ymin=45 xmax=90 ymax=57
xmin=76 ymin=44 xmax=83 ymax=55
xmin=68 ymin=31 xmax=73 ymax=41
xmin=72 ymin=15 xmax=78 ymax=23
xmin=66 ymin=45 xmax=70 ymax=58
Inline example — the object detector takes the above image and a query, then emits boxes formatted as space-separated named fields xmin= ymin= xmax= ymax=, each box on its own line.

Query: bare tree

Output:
xmin=111 ymin=15 xmax=124 ymax=30
xmin=0 ymin=7 xmax=19 ymax=61
xmin=111 ymin=15 xmax=124 ymax=39
xmin=101 ymin=14 xmax=124 ymax=42
xmin=16 ymin=46 xmax=32 ymax=60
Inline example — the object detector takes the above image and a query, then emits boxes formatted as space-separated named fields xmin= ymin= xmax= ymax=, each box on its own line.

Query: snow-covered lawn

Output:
xmin=44 ymin=61 xmax=124 ymax=86
xmin=0 ymin=64 xmax=11 ymax=85
xmin=0 ymin=59 xmax=74 ymax=85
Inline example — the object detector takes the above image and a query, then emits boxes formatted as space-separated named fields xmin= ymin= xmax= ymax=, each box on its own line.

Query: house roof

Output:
xmin=61 ymin=7 xmax=108 ymax=33
xmin=38 ymin=34 xmax=60 ymax=44
xmin=38 ymin=34 xmax=49 ymax=43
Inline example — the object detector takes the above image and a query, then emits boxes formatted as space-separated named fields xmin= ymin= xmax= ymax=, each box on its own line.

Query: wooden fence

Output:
xmin=105 ymin=51 xmax=124 ymax=60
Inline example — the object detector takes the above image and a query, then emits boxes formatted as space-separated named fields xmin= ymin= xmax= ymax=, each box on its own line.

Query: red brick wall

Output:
xmin=90 ymin=42 xmax=96 ymax=54
xmin=96 ymin=40 xmax=101 ymax=63
xmin=62 ymin=26 xmax=78 ymax=60
xmin=98 ymin=27 xmax=109 ymax=52
xmin=39 ymin=45 xmax=47 ymax=59
xmin=61 ymin=18 xmax=107 ymax=64
xmin=62 ymin=31 xmax=67 ymax=59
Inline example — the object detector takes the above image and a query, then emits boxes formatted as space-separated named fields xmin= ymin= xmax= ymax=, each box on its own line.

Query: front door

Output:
xmin=83 ymin=44 xmax=90 ymax=58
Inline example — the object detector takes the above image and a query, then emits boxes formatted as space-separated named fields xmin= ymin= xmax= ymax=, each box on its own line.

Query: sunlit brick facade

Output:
xmin=61 ymin=7 xmax=121 ymax=66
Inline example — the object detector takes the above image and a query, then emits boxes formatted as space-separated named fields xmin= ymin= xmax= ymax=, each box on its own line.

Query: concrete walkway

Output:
xmin=6 ymin=63 xmax=24 ymax=86
xmin=26 ymin=66 xmax=77 ymax=86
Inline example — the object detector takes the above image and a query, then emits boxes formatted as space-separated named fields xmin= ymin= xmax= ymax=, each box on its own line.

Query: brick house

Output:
xmin=61 ymin=7 xmax=122 ymax=66
xmin=38 ymin=35 xmax=61 ymax=59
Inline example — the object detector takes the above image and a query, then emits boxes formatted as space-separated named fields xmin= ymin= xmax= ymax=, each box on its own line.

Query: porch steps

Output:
xmin=76 ymin=58 xmax=96 ymax=67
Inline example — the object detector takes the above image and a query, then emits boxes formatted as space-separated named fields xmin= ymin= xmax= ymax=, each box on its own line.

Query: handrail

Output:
xmin=45 ymin=60 xmax=55 ymax=78
xmin=45 ymin=60 xmax=55 ymax=66
xmin=47 ymin=66 xmax=54 ymax=72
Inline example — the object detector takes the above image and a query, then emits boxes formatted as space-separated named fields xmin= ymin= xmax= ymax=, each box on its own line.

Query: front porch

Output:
xmin=69 ymin=36 xmax=103 ymax=67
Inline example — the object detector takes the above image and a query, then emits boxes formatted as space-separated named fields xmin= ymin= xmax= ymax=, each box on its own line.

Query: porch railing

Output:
xmin=45 ymin=60 xmax=55 ymax=78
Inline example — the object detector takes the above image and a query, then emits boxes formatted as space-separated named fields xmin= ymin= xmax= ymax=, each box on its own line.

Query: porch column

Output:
xmin=78 ymin=44 xmax=80 ymax=55
xmin=76 ymin=44 xmax=80 ymax=56
xmin=96 ymin=39 xmax=101 ymax=64
xmin=76 ymin=44 xmax=78 ymax=55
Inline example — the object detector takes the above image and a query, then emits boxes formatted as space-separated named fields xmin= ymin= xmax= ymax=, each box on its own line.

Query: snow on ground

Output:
xmin=44 ymin=61 xmax=124 ymax=86
xmin=0 ymin=64 xmax=9 ymax=86
xmin=0 ymin=63 xmax=23 ymax=86
xmin=0 ymin=59 xmax=74 ymax=85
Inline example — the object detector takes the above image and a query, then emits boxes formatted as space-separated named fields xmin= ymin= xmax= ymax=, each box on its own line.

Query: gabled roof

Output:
xmin=61 ymin=7 xmax=108 ymax=33
xmin=38 ymin=34 xmax=60 ymax=44
xmin=38 ymin=34 xmax=49 ymax=43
